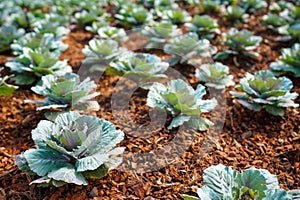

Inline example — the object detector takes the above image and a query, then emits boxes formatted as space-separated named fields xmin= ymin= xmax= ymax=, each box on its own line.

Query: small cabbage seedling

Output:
xmin=181 ymin=164 xmax=300 ymax=200
xmin=141 ymin=21 xmax=182 ymax=49
xmin=278 ymin=23 xmax=300 ymax=42
xmin=73 ymin=10 xmax=110 ymax=26
xmin=262 ymin=13 xmax=288 ymax=31
xmin=277 ymin=6 xmax=300 ymax=42
xmin=97 ymin=26 xmax=128 ymax=43
xmin=230 ymin=70 xmax=299 ymax=116
xmin=14 ymin=111 xmax=125 ymax=187
xmin=85 ymin=20 xmax=110 ymax=33
xmin=224 ymin=6 xmax=249 ymax=26
xmin=151 ymin=0 xmax=179 ymax=17
xmin=238 ymin=0 xmax=267 ymax=13
xmin=0 ymin=68 xmax=18 ymax=97
xmin=214 ymin=28 xmax=262 ymax=60
xmin=0 ymin=25 xmax=24 ymax=53
xmin=164 ymin=32 xmax=217 ymax=66
xmin=147 ymin=79 xmax=217 ymax=130
xmin=10 ymin=32 xmax=68 ymax=56
xmin=115 ymin=4 xmax=153 ymax=27
xmin=198 ymin=0 xmax=221 ymax=13
xmin=5 ymin=48 xmax=72 ymax=85
xmin=32 ymin=21 xmax=70 ymax=40
xmin=185 ymin=15 xmax=220 ymax=40
xmin=107 ymin=52 xmax=169 ymax=82
xmin=82 ymin=39 xmax=127 ymax=72
xmin=161 ymin=10 xmax=192 ymax=25
xmin=195 ymin=62 xmax=234 ymax=89
xmin=26 ymin=72 xmax=100 ymax=117
xmin=270 ymin=43 xmax=300 ymax=77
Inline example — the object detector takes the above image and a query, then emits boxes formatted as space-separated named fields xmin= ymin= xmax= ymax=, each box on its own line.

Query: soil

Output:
xmin=0 ymin=4 xmax=299 ymax=200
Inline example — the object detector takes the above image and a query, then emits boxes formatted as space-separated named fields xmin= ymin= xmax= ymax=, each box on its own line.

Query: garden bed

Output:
xmin=0 ymin=1 xmax=300 ymax=199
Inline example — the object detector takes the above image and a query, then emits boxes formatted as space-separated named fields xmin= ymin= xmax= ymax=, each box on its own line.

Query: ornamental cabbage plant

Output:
xmin=151 ymin=0 xmax=179 ymax=18
xmin=107 ymin=52 xmax=169 ymax=82
xmin=161 ymin=10 xmax=192 ymax=25
xmin=181 ymin=164 xmax=300 ymax=200
xmin=195 ymin=62 xmax=234 ymax=89
xmin=5 ymin=48 xmax=72 ymax=85
xmin=85 ymin=20 xmax=110 ymax=33
xmin=147 ymin=79 xmax=217 ymax=130
xmin=238 ymin=0 xmax=267 ymax=13
xmin=14 ymin=111 xmax=125 ymax=187
xmin=224 ymin=6 xmax=249 ymax=26
xmin=115 ymin=4 xmax=153 ymax=27
xmin=230 ymin=70 xmax=299 ymax=116
xmin=185 ymin=15 xmax=220 ymax=40
xmin=214 ymin=28 xmax=262 ymax=60
xmin=0 ymin=68 xmax=18 ymax=97
xmin=10 ymin=32 xmax=68 ymax=56
xmin=164 ymin=32 xmax=217 ymax=66
xmin=262 ymin=13 xmax=288 ymax=31
xmin=26 ymin=73 xmax=100 ymax=116
xmin=270 ymin=43 xmax=300 ymax=77
xmin=141 ymin=21 xmax=182 ymax=49
xmin=82 ymin=39 xmax=127 ymax=72
xmin=0 ymin=25 xmax=24 ymax=53
xmin=97 ymin=26 xmax=128 ymax=43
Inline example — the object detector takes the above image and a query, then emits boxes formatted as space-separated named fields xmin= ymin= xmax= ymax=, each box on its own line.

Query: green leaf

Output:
xmin=200 ymin=164 xmax=237 ymax=199
xmin=236 ymin=168 xmax=268 ymax=194
xmin=30 ymin=176 xmax=66 ymax=187
xmin=12 ymin=75 xmax=36 ymax=85
xmin=24 ymin=148 xmax=69 ymax=176
xmin=167 ymin=115 xmax=190 ymax=129
xmin=47 ymin=165 xmax=88 ymax=185
xmin=287 ymin=190 xmax=300 ymax=200
xmin=263 ymin=189 xmax=291 ymax=200
xmin=82 ymin=164 xmax=109 ymax=179
xmin=265 ymin=106 xmax=285 ymax=116
xmin=237 ymin=100 xmax=262 ymax=111
xmin=180 ymin=194 xmax=199 ymax=200
xmin=0 ymin=82 xmax=17 ymax=96
xmin=213 ymin=51 xmax=230 ymax=60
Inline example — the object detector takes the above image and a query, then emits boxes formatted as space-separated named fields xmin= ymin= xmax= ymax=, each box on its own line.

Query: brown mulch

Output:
xmin=0 ymin=5 xmax=299 ymax=200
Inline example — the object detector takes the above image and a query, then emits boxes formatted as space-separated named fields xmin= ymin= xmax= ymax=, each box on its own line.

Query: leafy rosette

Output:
xmin=161 ymin=9 xmax=192 ymax=25
xmin=85 ymin=20 xmax=110 ymax=33
xmin=5 ymin=48 xmax=72 ymax=85
xmin=82 ymin=39 xmax=127 ymax=72
xmin=238 ymin=0 xmax=267 ymax=13
xmin=151 ymin=0 xmax=179 ymax=17
xmin=195 ymin=62 xmax=234 ymax=89
xmin=10 ymin=32 xmax=68 ymax=56
xmin=26 ymin=73 xmax=100 ymax=116
xmin=214 ymin=28 xmax=262 ymax=60
xmin=115 ymin=4 xmax=153 ymax=27
xmin=270 ymin=43 xmax=300 ymax=77
xmin=230 ymin=70 xmax=299 ymax=116
xmin=14 ymin=111 xmax=125 ymax=187
xmin=278 ymin=23 xmax=300 ymax=42
xmin=185 ymin=15 xmax=220 ymax=40
xmin=182 ymin=164 xmax=300 ymax=200
xmin=107 ymin=52 xmax=169 ymax=82
xmin=0 ymin=68 xmax=18 ymax=97
xmin=262 ymin=13 xmax=288 ymax=31
xmin=224 ymin=6 xmax=249 ymax=25
xmin=164 ymin=32 xmax=217 ymax=66
xmin=0 ymin=25 xmax=24 ymax=53
xmin=141 ymin=21 xmax=182 ymax=49
xmin=97 ymin=26 xmax=128 ymax=43
xmin=147 ymin=79 xmax=217 ymax=130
